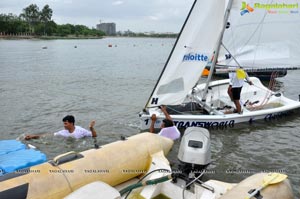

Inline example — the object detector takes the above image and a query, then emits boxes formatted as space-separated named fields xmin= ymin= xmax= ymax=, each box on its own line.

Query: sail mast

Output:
xmin=143 ymin=0 xmax=198 ymax=109
xmin=201 ymin=0 xmax=234 ymax=102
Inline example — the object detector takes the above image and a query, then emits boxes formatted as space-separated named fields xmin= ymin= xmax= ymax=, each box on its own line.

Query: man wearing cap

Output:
xmin=149 ymin=105 xmax=180 ymax=140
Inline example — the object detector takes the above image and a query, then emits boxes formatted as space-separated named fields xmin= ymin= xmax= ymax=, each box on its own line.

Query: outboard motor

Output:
xmin=177 ymin=127 xmax=211 ymax=179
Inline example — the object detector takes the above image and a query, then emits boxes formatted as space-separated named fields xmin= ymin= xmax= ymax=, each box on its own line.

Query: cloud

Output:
xmin=0 ymin=0 xmax=194 ymax=32
xmin=148 ymin=15 xmax=159 ymax=21
xmin=112 ymin=1 xmax=124 ymax=6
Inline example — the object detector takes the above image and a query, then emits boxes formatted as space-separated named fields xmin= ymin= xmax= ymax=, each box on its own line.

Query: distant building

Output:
xmin=96 ymin=23 xmax=116 ymax=36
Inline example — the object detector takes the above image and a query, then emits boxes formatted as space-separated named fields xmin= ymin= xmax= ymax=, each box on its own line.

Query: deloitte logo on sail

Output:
xmin=241 ymin=1 xmax=299 ymax=15
xmin=182 ymin=53 xmax=208 ymax=62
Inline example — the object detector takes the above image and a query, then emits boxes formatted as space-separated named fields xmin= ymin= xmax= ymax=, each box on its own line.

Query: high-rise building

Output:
xmin=96 ymin=23 xmax=116 ymax=36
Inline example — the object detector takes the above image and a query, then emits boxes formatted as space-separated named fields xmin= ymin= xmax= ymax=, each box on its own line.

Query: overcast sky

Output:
xmin=0 ymin=0 xmax=194 ymax=33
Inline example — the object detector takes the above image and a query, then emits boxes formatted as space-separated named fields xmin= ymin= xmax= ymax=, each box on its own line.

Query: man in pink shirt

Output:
xmin=150 ymin=106 xmax=180 ymax=140
xmin=25 ymin=115 xmax=97 ymax=140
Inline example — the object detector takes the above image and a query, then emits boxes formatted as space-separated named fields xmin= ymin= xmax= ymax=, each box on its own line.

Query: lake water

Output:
xmin=0 ymin=37 xmax=299 ymax=197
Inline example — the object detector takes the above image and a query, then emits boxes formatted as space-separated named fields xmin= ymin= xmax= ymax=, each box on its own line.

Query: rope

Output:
xmin=166 ymin=106 xmax=184 ymax=114
xmin=247 ymin=71 xmax=279 ymax=110
xmin=124 ymin=168 xmax=171 ymax=199
xmin=55 ymin=165 xmax=74 ymax=192
xmin=257 ymin=71 xmax=278 ymax=107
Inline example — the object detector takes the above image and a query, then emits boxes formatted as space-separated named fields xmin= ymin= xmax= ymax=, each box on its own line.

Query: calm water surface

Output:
xmin=0 ymin=38 xmax=299 ymax=197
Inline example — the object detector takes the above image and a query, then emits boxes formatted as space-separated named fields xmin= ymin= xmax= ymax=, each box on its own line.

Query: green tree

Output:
xmin=20 ymin=4 xmax=40 ymax=34
xmin=0 ymin=14 xmax=10 ymax=34
xmin=0 ymin=4 xmax=104 ymax=38
xmin=56 ymin=24 xmax=72 ymax=36
xmin=45 ymin=21 xmax=57 ymax=36
xmin=0 ymin=13 xmax=29 ymax=35
xmin=40 ymin=5 xmax=53 ymax=35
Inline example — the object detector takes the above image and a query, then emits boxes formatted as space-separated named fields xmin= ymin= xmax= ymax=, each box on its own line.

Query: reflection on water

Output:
xmin=0 ymin=38 xmax=300 ymax=197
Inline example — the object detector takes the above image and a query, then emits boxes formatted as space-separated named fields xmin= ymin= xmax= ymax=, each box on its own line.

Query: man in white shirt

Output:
xmin=150 ymin=105 xmax=180 ymax=140
xmin=227 ymin=67 xmax=253 ymax=114
xmin=25 ymin=115 xmax=97 ymax=140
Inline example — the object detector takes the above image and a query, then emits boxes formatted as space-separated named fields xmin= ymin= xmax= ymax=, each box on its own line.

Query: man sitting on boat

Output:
xmin=24 ymin=115 xmax=97 ymax=140
xmin=149 ymin=105 xmax=180 ymax=140
xmin=227 ymin=67 xmax=253 ymax=114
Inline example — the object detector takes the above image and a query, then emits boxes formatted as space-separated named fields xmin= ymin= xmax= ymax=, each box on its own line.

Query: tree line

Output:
xmin=0 ymin=4 xmax=105 ymax=37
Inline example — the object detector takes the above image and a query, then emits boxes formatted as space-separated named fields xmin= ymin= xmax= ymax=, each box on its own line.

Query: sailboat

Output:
xmin=139 ymin=0 xmax=300 ymax=130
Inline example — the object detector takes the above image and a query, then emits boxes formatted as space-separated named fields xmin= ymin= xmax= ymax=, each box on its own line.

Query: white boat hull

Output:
xmin=140 ymin=77 xmax=300 ymax=130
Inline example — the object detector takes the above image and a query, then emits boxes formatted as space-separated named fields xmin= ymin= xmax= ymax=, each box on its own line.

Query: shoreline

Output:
xmin=0 ymin=35 xmax=177 ymax=40
xmin=0 ymin=35 xmax=104 ymax=40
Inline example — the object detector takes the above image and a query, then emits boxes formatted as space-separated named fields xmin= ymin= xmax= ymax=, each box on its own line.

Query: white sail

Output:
xmin=146 ymin=0 xmax=225 ymax=107
xmin=218 ymin=0 xmax=300 ymax=68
